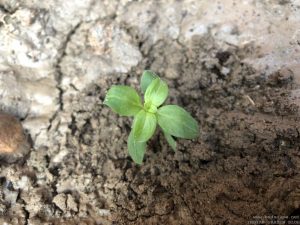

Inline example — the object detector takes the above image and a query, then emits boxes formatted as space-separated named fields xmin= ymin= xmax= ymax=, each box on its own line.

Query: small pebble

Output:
xmin=0 ymin=113 xmax=30 ymax=163
xmin=221 ymin=67 xmax=230 ymax=76
xmin=53 ymin=193 xmax=67 ymax=212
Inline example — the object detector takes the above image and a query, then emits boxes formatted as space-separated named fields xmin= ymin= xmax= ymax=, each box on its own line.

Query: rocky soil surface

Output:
xmin=0 ymin=0 xmax=300 ymax=224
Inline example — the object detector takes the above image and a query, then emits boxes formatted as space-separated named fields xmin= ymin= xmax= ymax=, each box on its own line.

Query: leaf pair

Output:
xmin=141 ymin=71 xmax=198 ymax=145
xmin=104 ymin=70 xmax=199 ymax=164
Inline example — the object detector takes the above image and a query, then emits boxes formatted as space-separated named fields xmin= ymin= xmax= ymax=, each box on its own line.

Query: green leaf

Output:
xmin=163 ymin=131 xmax=176 ymax=151
xmin=144 ymin=78 xmax=168 ymax=107
xmin=141 ymin=70 xmax=158 ymax=93
xmin=128 ymin=131 xmax=146 ymax=164
xmin=157 ymin=105 xmax=199 ymax=139
xmin=104 ymin=85 xmax=142 ymax=116
xmin=132 ymin=110 xmax=157 ymax=142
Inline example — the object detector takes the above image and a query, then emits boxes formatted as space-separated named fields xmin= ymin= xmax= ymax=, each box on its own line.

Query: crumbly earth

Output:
xmin=0 ymin=1 xmax=299 ymax=225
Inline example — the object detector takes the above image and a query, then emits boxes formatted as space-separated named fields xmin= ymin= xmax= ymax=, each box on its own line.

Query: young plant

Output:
xmin=104 ymin=71 xmax=199 ymax=164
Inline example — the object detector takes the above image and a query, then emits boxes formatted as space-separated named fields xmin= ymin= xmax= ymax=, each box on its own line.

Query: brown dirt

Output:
xmin=1 ymin=35 xmax=300 ymax=225
xmin=105 ymin=36 xmax=300 ymax=224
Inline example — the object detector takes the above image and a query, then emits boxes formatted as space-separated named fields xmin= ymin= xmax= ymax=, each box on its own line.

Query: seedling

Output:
xmin=104 ymin=71 xmax=199 ymax=164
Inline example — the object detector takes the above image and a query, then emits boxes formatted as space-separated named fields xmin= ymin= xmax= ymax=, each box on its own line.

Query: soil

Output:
xmin=1 ymin=33 xmax=299 ymax=225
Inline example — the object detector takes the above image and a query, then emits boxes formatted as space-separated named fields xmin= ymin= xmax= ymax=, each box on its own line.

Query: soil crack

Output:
xmin=48 ymin=22 xmax=82 ymax=130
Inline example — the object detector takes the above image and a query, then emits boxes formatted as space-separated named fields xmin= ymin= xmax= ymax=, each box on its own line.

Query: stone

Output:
xmin=0 ymin=113 xmax=30 ymax=163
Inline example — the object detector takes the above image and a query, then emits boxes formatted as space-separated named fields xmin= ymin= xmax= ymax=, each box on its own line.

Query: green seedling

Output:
xmin=104 ymin=70 xmax=199 ymax=164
